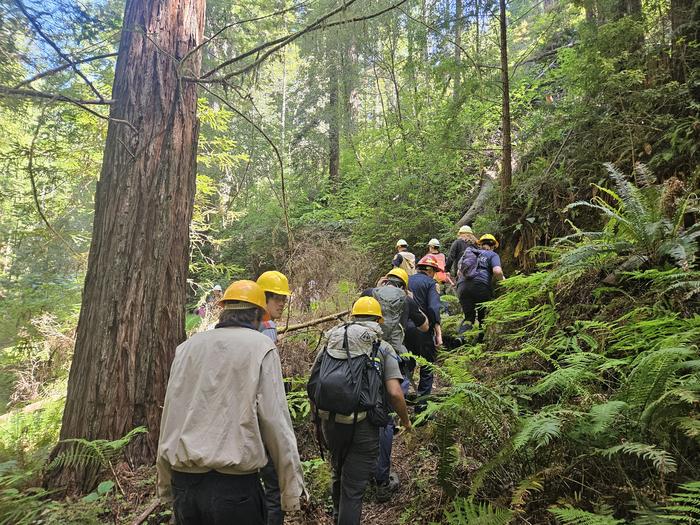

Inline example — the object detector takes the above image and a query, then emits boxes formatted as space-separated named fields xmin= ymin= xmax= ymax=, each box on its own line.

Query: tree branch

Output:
xmin=14 ymin=0 xmax=107 ymax=101
xmin=179 ymin=2 xmax=308 ymax=72
xmin=196 ymin=0 xmax=409 ymax=83
xmin=0 ymin=85 xmax=113 ymax=104
xmin=199 ymin=85 xmax=293 ymax=250
xmin=279 ymin=310 xmax=350 ymax=334
xmin=27 ymin=109 xmax=82 ymax=258
xmin=14 ymin=52 xmax=118 ymax=88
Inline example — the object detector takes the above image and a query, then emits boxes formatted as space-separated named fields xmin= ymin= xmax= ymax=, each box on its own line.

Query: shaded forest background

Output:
xmin=0 ymin=0 xmax=698 ymax=522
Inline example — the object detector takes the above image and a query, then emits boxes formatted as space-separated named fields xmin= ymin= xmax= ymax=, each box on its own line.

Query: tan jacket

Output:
xmin=156 ymin=326 xmax=304 ymax=511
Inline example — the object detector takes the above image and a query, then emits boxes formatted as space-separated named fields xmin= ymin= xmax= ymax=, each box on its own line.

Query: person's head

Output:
xmin=351 ymin=296 xmax=383 ymax=324
xmin=396 ymin=239 xmax=409 ymax=252
xmin=212 ymin=284 xmax=223 ymax=297
xmin=219 ymin=280 xmax=267 ymax=326
xmin=256 ymin=271 xmax=291 ymax=320
xmin=428 ymin=238 xmax=441 ymax=253
xmin=416 ymin=254 xmax=441 ymax=278
xmin=457 ymin=226 xmax=479 ymax=246
xmin=384 ymin=267 xmax=409 ymax=290
xmin=479 ymin=234 xmax=499 ymax=251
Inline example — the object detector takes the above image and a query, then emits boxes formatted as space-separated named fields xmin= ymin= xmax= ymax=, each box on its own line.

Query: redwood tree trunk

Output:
xmin=328 ymin=58 xmax=341 ymax=191
xmin=47 ymin=0 xmax=205 ymax=491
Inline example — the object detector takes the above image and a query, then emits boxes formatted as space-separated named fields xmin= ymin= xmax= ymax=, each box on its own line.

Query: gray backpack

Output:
xmin=372 ymin=285 xmax=407 ymax=355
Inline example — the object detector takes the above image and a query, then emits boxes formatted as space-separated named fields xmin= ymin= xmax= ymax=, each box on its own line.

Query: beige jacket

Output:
xmin=156 ymin=326 xmax=304 ymax=511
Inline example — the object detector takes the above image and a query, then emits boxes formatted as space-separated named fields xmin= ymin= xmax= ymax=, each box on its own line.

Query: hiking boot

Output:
xmin=376 ymin=472 xmax=399 ymax=503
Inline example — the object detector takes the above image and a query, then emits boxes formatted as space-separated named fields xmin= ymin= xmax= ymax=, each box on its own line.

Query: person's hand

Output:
xmin=435 ymin=333 xmax=443 ymax=347
xmin=396 ymin=421 xmax=413 ymax=435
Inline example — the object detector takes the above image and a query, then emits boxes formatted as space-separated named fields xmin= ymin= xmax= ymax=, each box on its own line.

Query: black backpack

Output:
xmin=307 ymin=323 xmax=389 ymax=427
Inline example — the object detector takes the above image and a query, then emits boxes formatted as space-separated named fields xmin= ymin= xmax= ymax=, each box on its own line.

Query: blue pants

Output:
xmin=374 ymin=420 xmax=395 ymax=484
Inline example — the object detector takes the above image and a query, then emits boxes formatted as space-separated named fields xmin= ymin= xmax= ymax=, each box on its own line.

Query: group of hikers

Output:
xmin=156 ymin=225 xmax=505 ymax=525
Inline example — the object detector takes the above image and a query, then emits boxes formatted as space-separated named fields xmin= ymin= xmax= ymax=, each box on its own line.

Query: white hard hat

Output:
xmin=212 ymin=284 xmax=223 ymax=292
xmin=396 ymin=239 xmax=409 ymax=247
xmin=428 ymin=238 xmax=440 ymax=247
xmin=458 ymin=225 xmax=473 ymax=234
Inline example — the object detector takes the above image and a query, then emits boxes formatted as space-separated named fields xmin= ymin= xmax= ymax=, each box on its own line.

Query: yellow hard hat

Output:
xmin=386 ymin=267 xmax=409 ymax=287
xmin=256 ymin=270 xmax=291 ymax=296
xmin=351 ymin=296 xmax=383 ymax=322
xmin=221 ymin=280 xmax=267 ymax=310
xmin=479 ymin=234 xmax=499 ymax=248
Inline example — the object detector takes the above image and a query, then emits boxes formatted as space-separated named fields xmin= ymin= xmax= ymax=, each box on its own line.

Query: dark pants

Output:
xmin=259 ymin=457 xmax=283 ymax=525
xmin=172 ymin=470 xmax=266 ymax=525
xmin=375 ymin=419 xmax=395 ymax=484
xmin=404 ymin=327 xmax=436 ymax=411
xmin=457 ymin=280 xmax=492 ymax=325
xmin=322 ymin=418 xmax=380 ymax=525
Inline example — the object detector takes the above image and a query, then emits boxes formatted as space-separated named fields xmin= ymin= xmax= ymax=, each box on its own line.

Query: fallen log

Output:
xmin=279 ymin=310 xmax=349 ymax=334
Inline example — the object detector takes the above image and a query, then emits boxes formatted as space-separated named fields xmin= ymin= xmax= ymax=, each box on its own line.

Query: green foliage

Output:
xmin=47 ymin=426 xmax=147 ymax=475
xmin=550 ymin=506 xmax=625 ymax=525
xmin=439 ymin=499 xmax=514 ymax=525
xmin=661 ymin=481 xmax=700 ymax=523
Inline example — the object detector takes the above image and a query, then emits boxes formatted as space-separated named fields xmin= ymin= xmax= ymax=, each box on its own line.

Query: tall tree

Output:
xmin=47 ymin=0 xmax=205 ymax=490
xmin=498 ymin=0 xmax=512 ymax=208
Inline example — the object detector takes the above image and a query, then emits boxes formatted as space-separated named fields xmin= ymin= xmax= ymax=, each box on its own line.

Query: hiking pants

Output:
xmin=404 ymin=327 xmax=436 ymax=411
xmin=172 ymin=470 xmax=266 ymax=525
xmin=457 ymin=280 xmax=492 ymax=325
xmin=375 ymin=419 xmax=395 ymax=484
xmin=259 ymin=456 xmax=283 ymax=525
xmin=322 ymin=418 xmax=380 ymax=525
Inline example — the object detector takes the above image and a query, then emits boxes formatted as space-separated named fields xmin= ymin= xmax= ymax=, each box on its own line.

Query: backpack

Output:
xmin=458 ymin=246 xmax=483 ymax=280
xmin=398 ymin=252 xmax=416 ymax=276
xmin=371 ymin=285 xmax=407 ymax=355
xmin=307 ymin=323 xmax=389 ymax=427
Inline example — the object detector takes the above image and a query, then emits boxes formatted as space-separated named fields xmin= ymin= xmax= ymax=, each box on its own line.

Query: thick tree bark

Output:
xmin=498 ymin=0 xmax=512 ymax=209
xmin=670 ymin=0 xmax=693 ymax=82
xmin=47 ymin=0 xmax=205 ymax=491
xmin=328 ymin=58 xmax=341 ymax=191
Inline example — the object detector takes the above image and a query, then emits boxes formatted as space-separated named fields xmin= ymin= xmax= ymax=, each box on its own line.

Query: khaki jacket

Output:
xmin=156 ymin=326 xmax=304 ymax=511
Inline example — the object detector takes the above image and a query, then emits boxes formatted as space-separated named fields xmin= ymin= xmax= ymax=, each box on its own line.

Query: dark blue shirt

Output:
xmin=408 ymin=272 xmax=441 ymax=326
xmin=473 ymin=250 xmax=501 ymax=285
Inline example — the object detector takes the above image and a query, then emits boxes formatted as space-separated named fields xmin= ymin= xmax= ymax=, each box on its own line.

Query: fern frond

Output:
xmin=550 ymin=504 xmax=625 ymax=524
xmin=441 ymin=499 xmax=514 ymax=525
xmin=661 ymin=481 xmax=700 ymax=523
xmin=598 ymin=442 xmax=677 ymax=474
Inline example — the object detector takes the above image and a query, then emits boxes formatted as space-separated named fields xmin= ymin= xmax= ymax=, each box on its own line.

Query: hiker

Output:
xmin=157 ymin=280 xmax=304 ymax=524
xmin=425 ymin=238 xmax=454 ymax=288
xmin=196 ymin=284 xmax=222 ymax=318
xmin=445 ymin=225 xmax=477 ymax=278
xmin=307 ymin=296 xmax=412 ymax=525
xmin=256 ymin=271 xmax=292 ymax=525
xmin=456 ymin=233 xmax=505 ymax=328
xmin=257 ymin=270 xmax=291 ymax=344
xmin=392 ymin=239 xmax=416 ymax=276
xmin=361 ymin=268 xmax=428 ymax=502
xmin=406 ymin=255 xmax=443 ymax=412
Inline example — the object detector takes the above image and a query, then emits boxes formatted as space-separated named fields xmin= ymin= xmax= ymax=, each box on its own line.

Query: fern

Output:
xmin=550 ymin=505 xmax=625 ymax=524
xmin=47 ymin=426 xmax=147 ymax=474
xmin=661 ymin=481 xmax=700 ymax=523
xmin=581 ymin=400 xmax=629 ymax=437
xmin=622 ymin=346 xmax=697 ymax=415
xmin=513 ymin=408 xmax=576 ymax=451
xmin=598 ymin=442 xmax=677 ymax=474
xmin=440 ymin=499 xmax=514 ymax=525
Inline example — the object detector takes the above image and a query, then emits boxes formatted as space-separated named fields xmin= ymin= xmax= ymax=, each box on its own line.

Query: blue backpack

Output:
xmin=458 ymin=247 xmax=483 ymax=280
